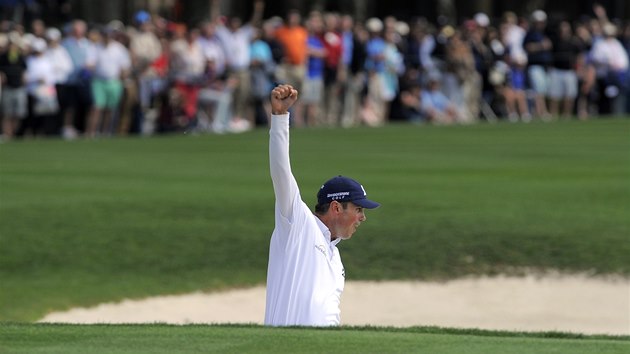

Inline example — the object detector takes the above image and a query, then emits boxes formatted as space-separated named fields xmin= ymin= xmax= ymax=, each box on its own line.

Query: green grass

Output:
xmin=1 ymin=119 xmax=629 ymax=322
xmin=1 ymin=323 xmax=628 ymax=354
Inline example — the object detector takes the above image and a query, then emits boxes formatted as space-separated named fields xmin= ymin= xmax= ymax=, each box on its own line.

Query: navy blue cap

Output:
xmin=317 ymin=176 xmax=380 ymax=209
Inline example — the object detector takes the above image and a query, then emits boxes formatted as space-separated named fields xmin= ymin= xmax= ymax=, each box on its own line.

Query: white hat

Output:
xmin=474 ymin=12 xmax=490 ymax=27
xmin=0 ymin=33 xmax=8 ymax=48
xmin=603 ymin=23 xmax=617 ymax=37
xmin=107 ymin=20 xmax=125 ymax=32
xmin=8 ymin=31 xmax=21 ymax=45
xmin=365 ymin=17 xmax=383 ymax=33
xmin=22 ymin=33 xmax=35 ymax=48
xmin=45 ymin=27 xmax=62 ymax=41
xmin=395 ymin=21 xmax=409 ymax=36
xmin=31 ymin=38 xmax=47 ymax=52
xmin=531 ymin=10 xmax=547 ymax=22
xmin=265 ymin=16 xmax=283 ymax=28
xmin=9 ymin=31 xmax=28 ymax=50
xmin=512 ymin=50 xmax=528 ymax=65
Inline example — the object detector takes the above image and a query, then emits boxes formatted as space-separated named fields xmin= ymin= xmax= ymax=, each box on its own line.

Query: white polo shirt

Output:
xmin=93 ymin=41 xmax=131 ymax=80
xmin=265 ymin=113 xmax=345 ymax=326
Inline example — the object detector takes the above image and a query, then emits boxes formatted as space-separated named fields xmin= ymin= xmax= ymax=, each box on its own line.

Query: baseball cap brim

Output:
xmin=353 ymin=198 xmax=380 ymax=209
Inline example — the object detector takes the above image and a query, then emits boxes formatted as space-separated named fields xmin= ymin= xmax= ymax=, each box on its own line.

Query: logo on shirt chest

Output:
xmin=315 ymin=244 xmax=327 ymax=257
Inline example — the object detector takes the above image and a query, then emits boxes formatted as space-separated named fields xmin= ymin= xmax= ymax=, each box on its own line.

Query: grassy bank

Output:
xmin=1 ymin=323 xmax=628 ymax=354
xmin=1 ymin=119 xmax=629 ymax=321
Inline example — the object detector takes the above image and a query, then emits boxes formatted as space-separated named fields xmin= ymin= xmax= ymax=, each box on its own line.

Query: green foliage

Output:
xmin=0 ymin=323 xmax=628 ymax=354
xmin=1 ymin=119 xmax=629 ymax=321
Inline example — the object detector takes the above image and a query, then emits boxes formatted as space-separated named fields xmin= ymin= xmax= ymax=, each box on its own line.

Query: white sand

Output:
xmin=39 ymin=274 xmax=630 ymax=335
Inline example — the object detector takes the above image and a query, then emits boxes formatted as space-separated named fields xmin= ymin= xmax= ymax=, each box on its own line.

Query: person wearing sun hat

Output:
xmin=44 ymin=27 xmax=73 ymax=136
xmin=523 ymin=9 xmax=552 ymax=119
xmin=265 ymin=84 xmax=380 ymax=327
xmin=0 ymin=32 xmax=28 ymax=140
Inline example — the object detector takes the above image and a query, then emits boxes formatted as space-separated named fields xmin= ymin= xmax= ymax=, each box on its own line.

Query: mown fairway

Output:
xmin=1 ymin=323 xmax=629 ymax=354
xmin=1 ymin=119 xmax=629 ymax=322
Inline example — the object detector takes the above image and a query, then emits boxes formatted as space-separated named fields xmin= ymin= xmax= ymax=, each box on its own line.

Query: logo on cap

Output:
xmin=317 ymin=175 xmax=380 ymax=209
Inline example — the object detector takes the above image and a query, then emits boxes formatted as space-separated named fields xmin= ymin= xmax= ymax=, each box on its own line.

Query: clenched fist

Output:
xmin=271 ymin=84 xmax=299 ymax=115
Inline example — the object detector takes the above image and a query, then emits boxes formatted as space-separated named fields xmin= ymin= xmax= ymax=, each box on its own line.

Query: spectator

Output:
xmin=505 ymin=51 xmax=532 ymax=122
xmin=30 ymin=19 xmax=46 ymax=39
xmin=86 ymin=27 xmax=131 ymax=138
xmin=129 ymin=10 xmax=162 ymax=134
xmin=523 ymin=10 xmax=552 ymax=119
xmin=169 ymin=26 xmax=206 ymax=128
xmin=249 ymin=26 xmax=275 ymax=127
xmin=548 ymin=21 xmax=581 ymax=117
xmin=139 ymin=36 xmax=170 ymax=135
xmin=398 ymin=73 xmax=424 ymax=124
xmin=195 ymin=20 xmax=235 ymax=134
xmin=418 ymin=20 xmax=438 ymax=74
xmin=0 ymin=34 xmax=28 ymax=140
xmin=44 ymin=27 xmax=73 ymax=136
xmin=574 ymin=21 xmax=596 ymax=119
xmin=420 ymin=73 xmax=460 ymax=124
xmin=382 ymin=27 xmax=405 ymax=116
xmin=445 ymin=28 xmax=480 ymax=123
xmin=622 ymin=22 xmax=630 ymax=113
xmin=501 ymin=11 xmax=526 ymax=75
xmin=261 ymin=17 xmax=284 ymax=66
xmin=363 ymin=17 xmax=392 ymax=126
xmin=495 ymin=21 xmax=532 ymax=122
xmin=212 ymin=0 xmax=265 ymax=129
xmin=61 ymin=19 xmax=96 ymax=139
xmin=198 ymin=20 xmax=226 ymax=78
xmin=468 ymin=15 xmax=496 ymax=120
xmin=302 ymin=12 xmax=326 ymax=127
xmin=403 ymin=19 xmax=425 ymax=72
xmin=589 ymin=23 xmax=629 ymax=115
xmin=108 ymin=23 xmax=137 ymax=136
xmin=341 ymin=17 xmax=368 ymax=128
xmin=321 ymin=12 xmax=343 ymax=127
xmin=274 ymin=9 xmax=308 ymax=126
xmin=24 ymin=37 xmax=58 ymax=136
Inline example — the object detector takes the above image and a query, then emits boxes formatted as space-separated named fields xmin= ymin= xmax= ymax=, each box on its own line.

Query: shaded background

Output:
xmin=2 ymin=0 xmax=629 ymax=29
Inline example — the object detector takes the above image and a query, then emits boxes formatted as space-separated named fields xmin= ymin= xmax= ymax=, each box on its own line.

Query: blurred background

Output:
xmin=1 ymin=0 xmax=629 ymax=140
xmin=2 ymin=0 xmax=629 ymax=27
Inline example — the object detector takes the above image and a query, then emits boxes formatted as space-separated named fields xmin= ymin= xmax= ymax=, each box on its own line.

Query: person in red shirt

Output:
xmin=321 ymin=12 xmax=343 ymax=126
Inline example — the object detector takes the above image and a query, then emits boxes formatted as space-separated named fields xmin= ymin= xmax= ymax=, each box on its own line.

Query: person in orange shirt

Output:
xmin=274 ymin=9 xmax=308 ymax=126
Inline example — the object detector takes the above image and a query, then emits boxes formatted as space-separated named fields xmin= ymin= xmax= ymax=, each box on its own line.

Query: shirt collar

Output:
xmin=315 ymin=216 xmax=342 ymax=246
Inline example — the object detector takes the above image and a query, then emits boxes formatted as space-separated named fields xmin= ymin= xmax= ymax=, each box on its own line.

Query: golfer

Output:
xmin=265 ymin=84 xmax=380 ymax=326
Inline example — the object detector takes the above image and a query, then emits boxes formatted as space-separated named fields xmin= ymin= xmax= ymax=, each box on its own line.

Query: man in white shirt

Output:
xmin=589 ymin=23 xmax=629 ymax=115
xmin=24 ymin=38 xmax=58 ymax=136
xmin=265 ymin=84 xmax=380 ymax=326
xmin=211 ymin=0 xmax=264 ymax=128
xmin=86 ymin=27 xmax=131 ymax=138
xmin=45 ymin=28 xmax=73 ymax=136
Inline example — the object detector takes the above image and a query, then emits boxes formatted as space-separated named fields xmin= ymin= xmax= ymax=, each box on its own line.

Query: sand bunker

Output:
xmin=39 ymin=274 xmax=630 ymax=335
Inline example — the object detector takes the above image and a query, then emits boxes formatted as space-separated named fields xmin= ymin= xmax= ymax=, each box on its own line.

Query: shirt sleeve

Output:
xmin=269 ymin=113 xmax=299 ymax=221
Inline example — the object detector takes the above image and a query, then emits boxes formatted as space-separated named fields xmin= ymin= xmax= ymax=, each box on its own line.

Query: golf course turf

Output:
xmin=1 ymin=118 xmax=629 ymax=352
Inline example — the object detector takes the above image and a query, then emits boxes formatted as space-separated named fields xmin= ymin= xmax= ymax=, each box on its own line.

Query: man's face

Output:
xmin=332 ymin=201 xmax=366 ymax=240
xmin=288 ymin=12 xmax=301 ymax=27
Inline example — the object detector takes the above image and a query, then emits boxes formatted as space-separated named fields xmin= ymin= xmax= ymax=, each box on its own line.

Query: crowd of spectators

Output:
xmin=1 ymin=1 xmax=629 ymax=141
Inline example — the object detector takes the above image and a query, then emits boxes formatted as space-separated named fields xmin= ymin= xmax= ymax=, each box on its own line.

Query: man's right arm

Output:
xmin=269 ymin=113 xmax=298 ymax=219
xmin=269 ymin=85 xmax=299 ymax=219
